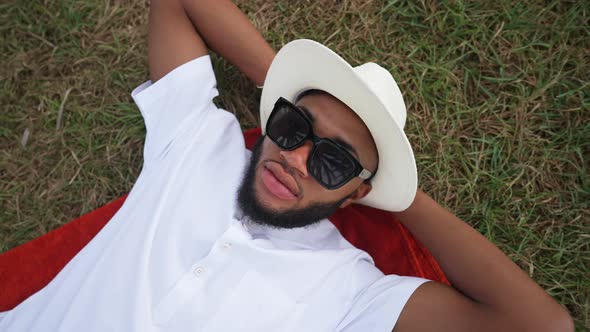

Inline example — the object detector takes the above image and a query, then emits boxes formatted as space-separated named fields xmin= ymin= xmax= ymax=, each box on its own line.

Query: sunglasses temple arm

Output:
xmin=358 ymin=169 xmax=372 ymax=180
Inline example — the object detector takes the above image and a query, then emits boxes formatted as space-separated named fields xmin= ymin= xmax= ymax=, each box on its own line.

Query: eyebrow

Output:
xmin=298 ymin=106 xmax=360 ymax=159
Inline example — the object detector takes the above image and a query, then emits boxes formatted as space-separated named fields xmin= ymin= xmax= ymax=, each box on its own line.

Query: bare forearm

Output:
xmin=180 ymin=0 xmax=275 ymax=86
xmin=396 ymin=190 xmax=571 ymax=328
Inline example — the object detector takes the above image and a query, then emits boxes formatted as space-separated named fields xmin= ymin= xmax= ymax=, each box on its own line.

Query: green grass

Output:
xmin=1 ymin=0 xmax=588 ymax=329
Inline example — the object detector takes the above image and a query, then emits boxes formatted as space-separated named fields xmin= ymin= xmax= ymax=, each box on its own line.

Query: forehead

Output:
xmin=295 ymin=93 xmax=378 ymax=169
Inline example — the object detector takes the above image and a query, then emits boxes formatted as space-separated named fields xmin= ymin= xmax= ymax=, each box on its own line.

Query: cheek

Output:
xmin=325 ymin=180 xmax=360 ymax=201
xmin=302 ymin=182 xmax=348 ymax=204
xmin=261 ymin=138 xmax=280 ymax=158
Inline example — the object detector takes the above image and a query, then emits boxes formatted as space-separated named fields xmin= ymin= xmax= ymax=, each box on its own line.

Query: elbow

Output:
xmin=535 ymin=308 xmax=575 ymax=332
xmin=509 ymin=306 xmax=575 ymax=332
xmin=550 ymin=310 xmax=575 ymax=332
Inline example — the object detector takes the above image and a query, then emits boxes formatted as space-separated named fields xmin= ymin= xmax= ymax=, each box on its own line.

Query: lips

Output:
xmin=261 ymin=162 xmax=300 ymax=200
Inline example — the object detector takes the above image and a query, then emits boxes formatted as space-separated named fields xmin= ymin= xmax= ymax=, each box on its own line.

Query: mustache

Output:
xmin=270 ymin=159 xmax=301 ymax=181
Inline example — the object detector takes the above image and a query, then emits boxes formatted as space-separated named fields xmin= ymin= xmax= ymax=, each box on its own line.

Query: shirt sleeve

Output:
xmin=336 ymin=275 xmax=430 ymax=332
xmin=131 ymin=55 xmax=219 ymax=162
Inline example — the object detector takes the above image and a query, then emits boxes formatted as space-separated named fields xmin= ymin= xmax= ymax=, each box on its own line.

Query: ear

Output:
xmin=339 ymin=182 xmax=372 ymax=209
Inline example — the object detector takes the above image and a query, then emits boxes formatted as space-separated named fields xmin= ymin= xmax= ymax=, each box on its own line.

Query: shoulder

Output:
xmin=337 ymin=272 xmax=429 ymax=332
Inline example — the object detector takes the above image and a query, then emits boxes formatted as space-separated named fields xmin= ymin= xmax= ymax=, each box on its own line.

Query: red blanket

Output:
xmin=0 ymin=128 xmax=448 ymax=312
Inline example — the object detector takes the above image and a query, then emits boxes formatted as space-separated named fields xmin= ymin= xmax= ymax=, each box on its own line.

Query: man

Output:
xmin=0 ymin=0 xmax=573 ymax=331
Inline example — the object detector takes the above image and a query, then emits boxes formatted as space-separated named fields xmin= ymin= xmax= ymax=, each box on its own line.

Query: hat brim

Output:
xmin=260 ymin=39 xmax=417 ymax=211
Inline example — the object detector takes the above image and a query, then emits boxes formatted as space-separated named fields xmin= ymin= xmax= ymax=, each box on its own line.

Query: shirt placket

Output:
xmin=152 ymin=220 xmax=252 ymax=326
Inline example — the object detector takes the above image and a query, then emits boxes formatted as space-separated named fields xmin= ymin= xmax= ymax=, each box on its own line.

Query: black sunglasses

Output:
xmin=265 ymin=97 xmax=373 ymax=190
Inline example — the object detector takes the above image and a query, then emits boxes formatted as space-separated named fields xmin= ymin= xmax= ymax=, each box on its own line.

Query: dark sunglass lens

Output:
xmin=267 ymin=105 xmax=309 ymax=149
xmin=309 ymin=142 xmax=355 ymax=188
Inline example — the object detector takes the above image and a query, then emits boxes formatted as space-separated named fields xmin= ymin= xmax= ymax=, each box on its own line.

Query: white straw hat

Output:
xmin=260 ymin=39 xmax=417 ymax=211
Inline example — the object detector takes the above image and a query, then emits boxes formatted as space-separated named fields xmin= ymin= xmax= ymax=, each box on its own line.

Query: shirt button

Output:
xmin=193 ymin=266 xmax=205 ymax=277
xmin=222 ymin=242 xmax=232 ymax=250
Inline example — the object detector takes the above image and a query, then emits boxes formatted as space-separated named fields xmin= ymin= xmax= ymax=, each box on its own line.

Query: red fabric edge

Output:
xmin=0 ymin=127 xmax=448 ymax=312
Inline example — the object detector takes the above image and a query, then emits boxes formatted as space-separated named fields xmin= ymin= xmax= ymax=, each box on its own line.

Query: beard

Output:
xmin=236 ymin=136 xmax=349 ymax=229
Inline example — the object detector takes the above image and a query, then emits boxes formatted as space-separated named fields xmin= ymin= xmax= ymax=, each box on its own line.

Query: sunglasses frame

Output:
xmin=266 ymin=97 xmax=373 ymax=190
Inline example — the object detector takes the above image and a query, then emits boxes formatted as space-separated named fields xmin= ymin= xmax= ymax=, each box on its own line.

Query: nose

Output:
xmin=279 ymin=140 xmax=313 ymax=177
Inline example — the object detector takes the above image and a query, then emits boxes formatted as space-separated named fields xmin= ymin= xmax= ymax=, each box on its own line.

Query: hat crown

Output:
xmin=352 ymin=63 xmax=407 ymax=129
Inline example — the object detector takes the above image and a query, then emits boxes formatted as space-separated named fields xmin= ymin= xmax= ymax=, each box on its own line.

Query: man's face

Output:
xmin=237 ymin=92 xmax=378 ymax=229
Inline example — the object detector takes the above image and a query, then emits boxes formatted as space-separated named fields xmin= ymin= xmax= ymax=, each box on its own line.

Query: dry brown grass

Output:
xmin=1 ymin=0 xmax=588 ymax=329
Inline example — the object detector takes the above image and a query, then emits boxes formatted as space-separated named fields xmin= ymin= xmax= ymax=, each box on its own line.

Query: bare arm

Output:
xmin=149 ymin=0 xmax=275 ymax=85
xmin=147 ymin=2 xmax=573 ymax=330
xmin=393 ymin=190 xmax=574 ymax=332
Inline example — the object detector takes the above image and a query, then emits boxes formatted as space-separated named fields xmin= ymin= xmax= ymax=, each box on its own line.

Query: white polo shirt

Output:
xmin=0 ymin=56 xmax=428 ymax=332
